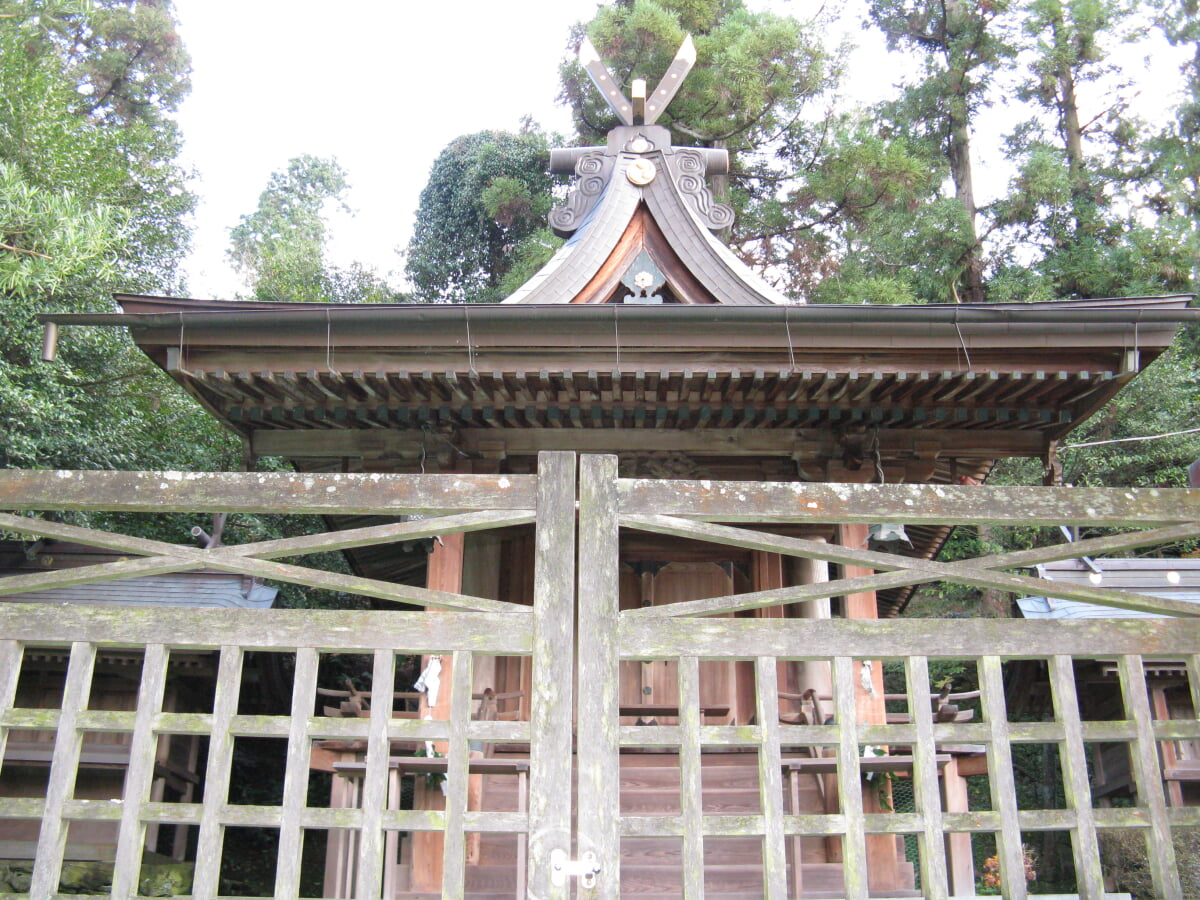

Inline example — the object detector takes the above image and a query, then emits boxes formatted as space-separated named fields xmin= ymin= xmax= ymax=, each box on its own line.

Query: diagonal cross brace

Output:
xmin=621 ymin=514 xmax=1200 ymax=619
xmin=0 ymin=510 xmax=535 ymax=613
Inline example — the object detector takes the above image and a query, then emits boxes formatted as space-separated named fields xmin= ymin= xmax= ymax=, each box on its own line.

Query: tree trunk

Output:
xmin=943 ymin=0 xmax=987 ymax=304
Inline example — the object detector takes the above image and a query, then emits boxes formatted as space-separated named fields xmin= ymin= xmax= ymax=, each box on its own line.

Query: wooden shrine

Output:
xmin=11 ymin=36 xmax=1199 ymax=900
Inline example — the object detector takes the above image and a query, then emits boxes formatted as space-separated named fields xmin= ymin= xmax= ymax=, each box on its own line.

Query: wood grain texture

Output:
xmin=622 ymin=515 xmax=1200 ymax=618
xmin=905 ymin=655 xmax=950 ymax=900
xmin=618 ymin=478 xmax=1200 ymax=525
xmin=110 ymin=643 xmax=167 ymax=898
xmin=577 ymin=453 xmax=622 ymax=900
xmin=29 ymin=642 xmax=94 ymax=898
xmin=1047 ymin=655 xmax=1105 ymax=899
xmin=528 ymin=452 xmax=576 ymax=900
xmin=0 ymin=469 xmax=537 ymax=514
xmin=980 ymin=656 xmax=1027 ymax=900
xmin=1119 ymin=655 xmax=1183 ymax=900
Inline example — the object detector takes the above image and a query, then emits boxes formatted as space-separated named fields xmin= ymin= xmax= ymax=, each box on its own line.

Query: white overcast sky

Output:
xmin=170 ymin=1 xmax=1184 ymax=300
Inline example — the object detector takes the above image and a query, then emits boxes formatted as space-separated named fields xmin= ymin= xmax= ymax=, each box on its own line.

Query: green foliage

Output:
xmin=405 ymin=128 xmax=557 ymax=303
xmin=563 ymin=0 xmax=835 ymax=148
xmin=0 ymin=0 xmax=233 ymax=473
xmin=228 ymin=154 xmax=401 ymax=303
xmin=1061 ymin=341 xmax=1200 ymax=490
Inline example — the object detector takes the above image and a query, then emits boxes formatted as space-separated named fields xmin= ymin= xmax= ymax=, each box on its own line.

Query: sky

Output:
xmin=172 ymin=0 xmax=624 ymax=299
xmin=170 ymin=1 xmax=1184 ymax=301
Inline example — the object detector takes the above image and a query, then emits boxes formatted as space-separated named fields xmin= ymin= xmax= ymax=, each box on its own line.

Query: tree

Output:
xmin=981 ymin=0 xmax=1192 ymax=300
xmin=1150 ymin=0 xmax=1200 ymax=289
xmin=405 ymin=128 xmax=557 ymax=303
xmin=867 ymin=0 xmax=1016 ymax=303
xmin=558 ymin=0 xmax=842 ymax=291
xmin=1 ymin=0 xmax=235 ymax=471
xmin=229 ymin=155 xmax=400 ymax=303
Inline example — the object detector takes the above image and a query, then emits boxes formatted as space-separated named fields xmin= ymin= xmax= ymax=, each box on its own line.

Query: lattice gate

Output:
xmin=1 ymin=453 xmax=1199 ymax=899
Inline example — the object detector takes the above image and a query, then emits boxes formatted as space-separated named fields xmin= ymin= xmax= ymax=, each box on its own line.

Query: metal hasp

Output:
xmin=550 ymin=848 xmax=600 ymax=889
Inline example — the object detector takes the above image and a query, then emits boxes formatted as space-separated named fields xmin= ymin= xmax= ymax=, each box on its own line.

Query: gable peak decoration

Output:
xmin=501 ymin=37 xmax=791 ymax=305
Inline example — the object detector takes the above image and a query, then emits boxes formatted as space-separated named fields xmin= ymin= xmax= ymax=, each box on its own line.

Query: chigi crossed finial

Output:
xmin=578 ymin=35 xmax=696 ymax=127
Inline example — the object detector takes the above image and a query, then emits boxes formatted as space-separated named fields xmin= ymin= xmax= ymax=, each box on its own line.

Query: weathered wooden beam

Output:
xmin=0 ymin=606 xmax=533 ymax=654
xmin=618 ymin=478 xmax=1200 ymax=525
xmin=621 ymin=515 xmax=1200 ymax=618
xmin=0 ymin=469 xmax=536 ymax=514
xmin=619 ymin=617 xmax=1200 ymax=660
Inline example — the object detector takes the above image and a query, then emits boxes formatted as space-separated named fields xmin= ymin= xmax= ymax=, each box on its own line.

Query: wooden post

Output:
xmin=1189 ymin=458 xmax=1200 ymax=489
xmin=942 ymin=755 xmax=976 ymax=896
xmin=839 ymin=523 xmax=900 ymax=893
xmin=792 ymin=546 xmax=838 ymax=867
xmin=411 ymin=532 xmax=465 ymax=893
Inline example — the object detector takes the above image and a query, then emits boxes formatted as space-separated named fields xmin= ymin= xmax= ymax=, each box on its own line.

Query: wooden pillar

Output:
xmin=411 ymin=533 xmax=465 ymax=893
xmin=839 ymin=523 xmax=900 ymax=893
xmin=793 ymin=543 xmax=834 ymax=703
xmin=1152 ymin=683 xmax=1185 ymax=808
xmin=942 ymin=756 xmax=976 ymax=896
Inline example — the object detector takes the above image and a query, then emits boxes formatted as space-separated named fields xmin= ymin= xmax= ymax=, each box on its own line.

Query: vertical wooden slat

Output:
xmin=904 ymin=655 xmax=949 ymax=900
xmin=0 ymin=640 xmax=22 ymax=769
xmin=833 ymin=656 xmax=868 ymax=900
xmin=274 ymin=648 xmax=319 ymax=898
xmin=111 ymin=643 xmax=169 ymax=899
xmin=980 ymin=655 xmax=1026 ymax=900
xmin=1047 ymin=655 xmax=1105 ymax=899
xmin=383 ymin=768 xmax=401 ymax=898
xmin=1186 ymin=653 xmax=1200 ymax=718
xmin=678 ymin=655 xmax=705 ymax=900
xmin=577 ymin=453 xmax=620 ymax=899
xmin=30 ymin=641 xmax=96 ymax=898
xmin=442 ymin=650 xmax=474 ymax=899
xmin=529 ymin=450 xmax=577 ymax=899
xmin=192 ymin=646 xmax=243 ymax=899
xmin=1119 ymin=654 xmax=1182 ymax=900
xmin=358 ymin=648 xmax=397 ymax=900
xmin=754 ymin=655 xmax=788 ymax=900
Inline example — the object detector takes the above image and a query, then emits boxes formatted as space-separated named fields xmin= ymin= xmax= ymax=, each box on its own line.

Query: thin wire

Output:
xmin=868 ymin=426 xmax=884 ymax=484
xmin=784 ymin=307 xmax=796 ymax=371
xmin=464 ymin=305 xmax=477 ymax=376
xmin=325 ymin=308 xmax=333 ymax=371
xmin=1064 ymin=425 xmax=1200 ymax=449
xmin=613 ymin=305 xmax=621 ymax=367
xmin=953 ymin=307 xmax=972 ymax=370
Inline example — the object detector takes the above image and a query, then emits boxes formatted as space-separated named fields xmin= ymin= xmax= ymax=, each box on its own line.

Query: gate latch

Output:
xmin=550 ymin=848 xmax=599 ymax=889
